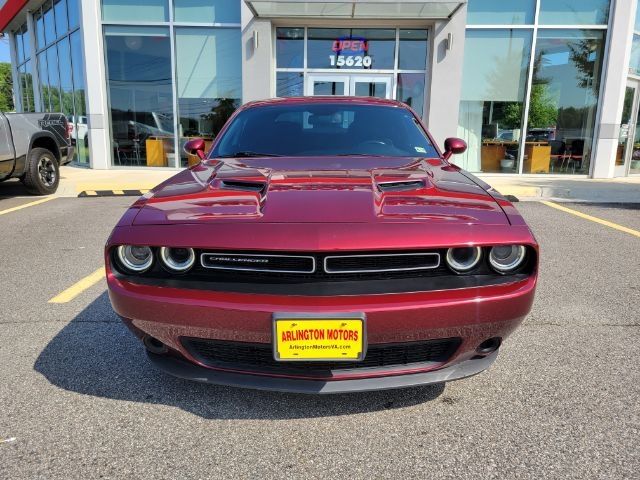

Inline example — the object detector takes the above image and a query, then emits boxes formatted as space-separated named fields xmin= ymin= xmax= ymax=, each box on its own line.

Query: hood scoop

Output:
xmin=377 ymin=180 xmax=426 ymax=192
xmin=220 ymin=179 xmax=267 ymax=194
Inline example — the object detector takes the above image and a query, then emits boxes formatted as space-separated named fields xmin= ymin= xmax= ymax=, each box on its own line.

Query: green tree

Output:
xmin=502 ymin=50 xmax=558 ymax=129
xmin=0 ymin=62 xmax=14 ymax=111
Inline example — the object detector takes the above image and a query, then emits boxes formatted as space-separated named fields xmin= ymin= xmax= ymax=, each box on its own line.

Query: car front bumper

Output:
xmin=108 ymin=267 xmax=536 ymax=392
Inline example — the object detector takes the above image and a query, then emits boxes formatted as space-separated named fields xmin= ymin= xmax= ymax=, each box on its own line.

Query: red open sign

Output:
xmin=332 ymin=39 xmax=369 ymax=53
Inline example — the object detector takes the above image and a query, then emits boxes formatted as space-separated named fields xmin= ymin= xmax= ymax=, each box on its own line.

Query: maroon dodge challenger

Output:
xmin=106 ymin=97 xmax=538 ymax=393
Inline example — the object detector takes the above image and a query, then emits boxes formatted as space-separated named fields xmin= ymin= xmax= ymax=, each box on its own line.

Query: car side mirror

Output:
xmin=443 ymin=137 xmax=467 ymax=160
xmin=184 ymin=138 xmax=206 ymax=160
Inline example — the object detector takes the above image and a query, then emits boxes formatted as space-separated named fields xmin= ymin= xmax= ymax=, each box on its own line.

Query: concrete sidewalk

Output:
xmin=42 ymin=165 xmax=638 ymax=203
xmin=481 ymin=175 xmax=640 ymax=203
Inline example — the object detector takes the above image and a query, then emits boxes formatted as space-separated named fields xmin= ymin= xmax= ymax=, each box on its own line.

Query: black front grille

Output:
xmin=201 ymin=253 xmax=315 ymax=273
xmin=325 ymin=253 xmax=439 ymax=273
xmin=182 ymin=337 xmax=461 ymax=377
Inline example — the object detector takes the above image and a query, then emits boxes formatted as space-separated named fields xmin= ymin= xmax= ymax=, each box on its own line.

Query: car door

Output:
xmin=0 ymin=113 xmax=16 ymax=178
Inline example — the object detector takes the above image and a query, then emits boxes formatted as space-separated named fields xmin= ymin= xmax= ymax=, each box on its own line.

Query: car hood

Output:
xmin=132 ymin=157 xmax=509 ymax=226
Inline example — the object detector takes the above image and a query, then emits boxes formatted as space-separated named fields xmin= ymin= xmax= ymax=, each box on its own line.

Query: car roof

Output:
xmin=241 ymin=96 xmax=411 ymax=110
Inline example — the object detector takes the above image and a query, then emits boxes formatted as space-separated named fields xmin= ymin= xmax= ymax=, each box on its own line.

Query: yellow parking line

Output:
xmin=48 ymin=268 xmax=105 ymax=304
xmin=84 ymin=190 xmax=97 ymax=196
xmin=113 ymin=190 xmax=125 ymax=195
xmin=0 ymin=197 xmax=55 ymax=216
xmin=542 ymin=201 xmax=640 ymax=238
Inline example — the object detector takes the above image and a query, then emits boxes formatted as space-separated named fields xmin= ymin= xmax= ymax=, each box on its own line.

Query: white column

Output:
xmin=241 ymin=2 xmax=273 ymax=102
xmin=79 ymin=0 xmax=111 ymax=169
xmin=591 ymin=0 xmax=637 ymax=178
xmin=425 ymin=4 xmax=467 ymax=150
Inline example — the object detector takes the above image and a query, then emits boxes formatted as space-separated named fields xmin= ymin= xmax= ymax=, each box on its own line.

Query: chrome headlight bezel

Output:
xmin=489 ymin=245 xmax=527 ymax=273
xmin=159 ymin=247 xmax=196 ymax=273
xmin=445 ymin=246 xmax=483 ymax=273
xmin=116 ymin=245 xmax=154 ymax=273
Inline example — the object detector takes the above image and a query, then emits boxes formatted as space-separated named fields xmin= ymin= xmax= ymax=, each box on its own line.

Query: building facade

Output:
xmin=1 ymin=0 xmax=639 ymax=177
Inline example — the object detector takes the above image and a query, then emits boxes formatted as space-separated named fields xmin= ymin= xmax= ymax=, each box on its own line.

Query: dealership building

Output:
xmin=2 ymin=0 xmax=640 ymax=177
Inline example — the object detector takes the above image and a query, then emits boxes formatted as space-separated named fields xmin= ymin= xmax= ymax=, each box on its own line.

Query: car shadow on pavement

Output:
xmin=34 ymin=292 xmax=444 ymax=419
xmin=0 ymin=178 xmax=34 ymax=197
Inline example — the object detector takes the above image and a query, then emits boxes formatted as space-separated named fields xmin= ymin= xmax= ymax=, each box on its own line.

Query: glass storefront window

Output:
xmin=631 ymin=35 xmax=640 ymax=76
xmin=457 ymin=29 xmax=533 ymax=173
xmin=35 ymin=12 xmax=45 ymax=49
xmin=54 ymin=0 xmax=68 ymax=36
xmin=67 ymin=0 xmax=79 ymax=29
xmin=102 ymin=0 xmax=169 ymax=22
xmin=46 ymin=45 xmax=61 ymax=112
xmin=398 ymin=29 xmax=428 ymax=70
xmin=307 ymin=28 xmax=396 ymax=70
xmin=58 ymin=37 xmax=74 ymax=115
xmin=70 ymin=30 xmax=89 ymax=165
xmin=276 ymin=72 xmax=304 ymax=97
xmin=37 ymin=52 xmax=49 ymax=111
xmin=397 ymin=73 xmax=425 ymax=116
xmin=174 ymin=0 xmax=241 ymax=23
xmin=276 ymin=27 xmax=304 ymax=69
xmin=175 ymin=27 xmax=242 ymax=166
xmin=523 ymin=29 xmax=605 ymax=174
xmin=43 ymin=1 xmax=56 ymax=45
xmin=104 ymin=26 xmax=174 ymax=167
xmin=467 ymin=0 xmax=535 ymax=25
xmin=538 ymin=0 xmax=610 ymax=26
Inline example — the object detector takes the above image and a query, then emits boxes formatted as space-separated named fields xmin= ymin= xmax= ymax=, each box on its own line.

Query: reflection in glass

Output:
xmin=307 ymin=28 xmax=395 ymax=70
xmin=43 ymin=1 xmax=55 ymax=46
xmin=457 ymin=30 xmax=532 ymax=173
xmin=398 ymin=29 xmax=428 ymax=70
xmin=312 ymin=81 xmax=345 ymax=95
xmin=353 ymin=81 xmax=387 ymax=98
xmin=67 ymin=0 xmax=79 ymax=29
xmin=174 ymin=0 xmax=241 ymax=23
xmin=37 ymin=52 xmax=49 ymax=111
xmin=102 ymin=0 xmax=169 ymax=22
xmin=523 ymin=30 xmax=605 ymax=174
xmin=630 ymin=35 xmax=640 ymax=76
xmin=617 ymin=87 xmax=634 ymax=169
xmin=175 ymin=27 xmax=242 ymax=167
xmin=397 ymin=73 xmax=425 ymax=116
xmin=54 ymin=0 xmax=68 ymax=36
xmin=467 ymin=0 xmax=535 ymax=25
xmin=47 ymin=45 xmax=61 ymax=112
xmin=58 ymin=37 xmax=73 ymax=115
xmin=276 ymin=72 xmax=304 ymax=97
xmin=70 ymin=31 xmax=89 ymax=164
xmin=19 ymin=62 xmax=35 ymax=112
xmin=36 ymin=12 xmax=45 ymax=49
xmin=104 ymin=27 xmax=174 ymax=167
xmin=538 ymin=0 xmax=610 ymax=25
xmin=276 ymin=27 xmax=304 ymax=68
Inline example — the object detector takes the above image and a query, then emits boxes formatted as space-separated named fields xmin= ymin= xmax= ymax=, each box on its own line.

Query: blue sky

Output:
xmin=0 ymin=36 xmax=11 ymax=63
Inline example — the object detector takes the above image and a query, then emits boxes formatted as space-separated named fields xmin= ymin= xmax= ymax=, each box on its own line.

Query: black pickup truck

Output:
xmin=0 ymin=111 xmax=75 ymax=195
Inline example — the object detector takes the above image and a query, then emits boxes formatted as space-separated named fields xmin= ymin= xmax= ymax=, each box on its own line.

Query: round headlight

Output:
xmin=446 ymin=247 xmax=482 ymax=273
xmin=160 ymin=247 xmax=195 ymax=273
xmin=117 ymin=245 xmax=153 ymax=273
xmin=489 ymin=245 xmax=527 ymax=273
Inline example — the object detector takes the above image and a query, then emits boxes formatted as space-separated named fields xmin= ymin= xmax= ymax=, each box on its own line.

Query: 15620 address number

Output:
xmin=329 ymin=55 xmax=372 ymax=67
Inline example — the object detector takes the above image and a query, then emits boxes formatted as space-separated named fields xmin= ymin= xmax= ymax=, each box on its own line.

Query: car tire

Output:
xmin=22 ymin=147 xmax=60 ymax=195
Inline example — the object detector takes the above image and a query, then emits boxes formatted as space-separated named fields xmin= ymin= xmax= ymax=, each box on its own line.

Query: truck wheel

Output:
xmin=22 ymin=147 xmax=60 ymax=195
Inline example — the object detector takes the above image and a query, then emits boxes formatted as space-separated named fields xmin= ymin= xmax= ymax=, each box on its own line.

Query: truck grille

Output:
xmin=182 ymin=337 xmax=461 ymax=377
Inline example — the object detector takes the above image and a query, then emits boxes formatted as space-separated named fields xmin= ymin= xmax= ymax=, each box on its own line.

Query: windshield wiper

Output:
xmin=219 ymin=151 xmax=282 ymax=158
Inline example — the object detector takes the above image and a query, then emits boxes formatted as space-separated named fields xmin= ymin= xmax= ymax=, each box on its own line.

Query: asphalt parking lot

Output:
xmin=0 ymin=191 xmax=638 ymax=479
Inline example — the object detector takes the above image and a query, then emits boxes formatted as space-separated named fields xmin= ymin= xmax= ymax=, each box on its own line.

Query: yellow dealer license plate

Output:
xmin=273 ymin=315 xmax=366 ymax=361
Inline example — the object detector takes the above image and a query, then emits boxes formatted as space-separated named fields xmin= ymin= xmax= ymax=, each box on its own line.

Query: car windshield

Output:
xmin=211 ymin=103 xmax=439 ymax=158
